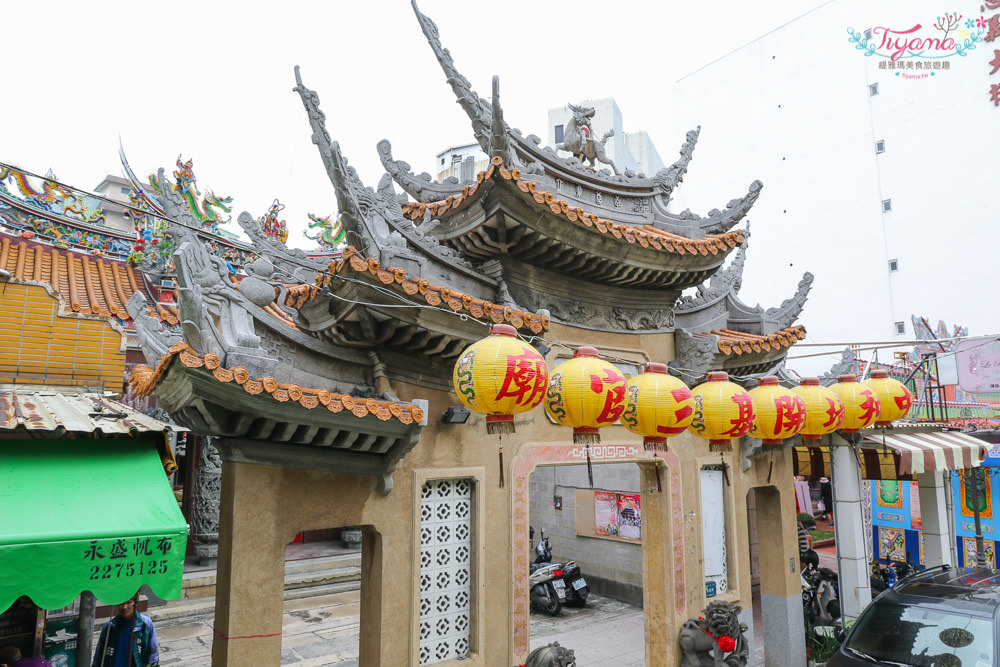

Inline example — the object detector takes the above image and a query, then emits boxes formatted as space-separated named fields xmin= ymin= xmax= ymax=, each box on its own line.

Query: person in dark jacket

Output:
xmin=92 ymin=593 xmax=159 ymax=667
xmin=819 ymin=477 xmax=834 ymax=524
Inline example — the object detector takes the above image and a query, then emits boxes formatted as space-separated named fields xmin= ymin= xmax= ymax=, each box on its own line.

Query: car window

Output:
xmin=845 ymin=602 xmax=993 ymax=667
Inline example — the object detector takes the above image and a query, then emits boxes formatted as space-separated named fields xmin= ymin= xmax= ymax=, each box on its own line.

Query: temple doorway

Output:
xmin=512 ymin=443 xmax=681 ymax=666
xmin=745 ymin=485 xmax=784 ymax=666
xmin=278 ymin=527 xmax=362 ymax=664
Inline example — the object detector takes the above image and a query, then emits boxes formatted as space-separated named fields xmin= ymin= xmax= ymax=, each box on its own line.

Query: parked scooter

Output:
xmin=528 ymin=528 xmax=565 ymax=616
xmin=800 ymin=551 xmax=840 ymax=626
xmin=870 ymin=559 xmax=911 ymax=593
xmin=530 ymin=526 xmax=590 ymax=607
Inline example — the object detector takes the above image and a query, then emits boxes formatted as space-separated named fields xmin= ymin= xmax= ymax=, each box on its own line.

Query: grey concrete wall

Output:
xmin=528 ymin=462 xmax=643 ymax=606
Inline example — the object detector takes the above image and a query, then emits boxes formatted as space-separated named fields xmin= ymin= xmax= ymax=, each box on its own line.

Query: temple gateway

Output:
xmin=128 ymin=3 xmax=813 ymax=665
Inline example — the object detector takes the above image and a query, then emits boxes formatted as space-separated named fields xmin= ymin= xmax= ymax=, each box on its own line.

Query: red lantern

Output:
xmin=830 ymin=374 xmax=881 ymax=433
xmin=863 ymin=370 xmax=914 ymax=426
xmin=791 ymin=378 xmax=845 ymax=442
xmin=748 ymin=376 xmax=806 ymax=447
xmin=688 ymin=371 xmax=756 ymax=452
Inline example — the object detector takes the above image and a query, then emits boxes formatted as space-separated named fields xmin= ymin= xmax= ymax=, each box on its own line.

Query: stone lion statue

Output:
xmin=525 ymin=641 xmax=576 ymax=667
xmin=677 ymin=599 xmax=749 ymax=667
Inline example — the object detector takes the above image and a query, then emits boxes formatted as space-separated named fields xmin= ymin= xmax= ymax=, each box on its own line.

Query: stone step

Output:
xmin=179 ymin=553 xmax=362 ymax=601
xmin=149 ymin=579 xmax=362 ymax=624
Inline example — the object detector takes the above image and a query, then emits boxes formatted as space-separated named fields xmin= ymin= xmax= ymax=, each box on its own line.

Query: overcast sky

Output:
xmin=2 ymin=0 xmax=812 ymax=244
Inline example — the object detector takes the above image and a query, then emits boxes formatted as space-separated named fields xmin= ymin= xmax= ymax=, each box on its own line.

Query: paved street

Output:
xmin=140 ymin=528 xmax=842 ymax=665
xmin=147 ymin=590 xmax=643 ymax=666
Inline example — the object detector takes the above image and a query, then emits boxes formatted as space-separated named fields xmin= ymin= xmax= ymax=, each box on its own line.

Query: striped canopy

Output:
xmin=862 ymin=431 xmax=990 ymax=476
xmin=792 ymin=431 xmax=990 ymax=480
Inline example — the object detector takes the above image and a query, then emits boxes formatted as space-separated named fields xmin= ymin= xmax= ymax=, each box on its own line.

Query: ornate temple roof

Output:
xmin=672 ymin=231 xmax=813 ymax=381
xmin=393 ymin=1 xmax=761 ymax=241
xmin=0 ymin=233 xmax=176 ymax=326
xmin=131 ymin=342 xmax=423 ymax=425
xmin=397 ymin=157 xmax=746 ymax=288
xmin=130 ymin=342 xmax=423 ymax=494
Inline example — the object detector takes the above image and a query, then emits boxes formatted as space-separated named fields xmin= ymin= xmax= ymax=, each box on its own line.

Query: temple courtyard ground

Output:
xmin=137 ymin=523 xmax=841 ymax=666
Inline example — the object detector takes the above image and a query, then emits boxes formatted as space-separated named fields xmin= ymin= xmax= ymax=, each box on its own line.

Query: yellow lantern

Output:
xmin=619 ymin=362 xmax=693 ymax=491
xmin=545 ymin=346 xmax=627 ymax=486
xmin=748 ymin=375 xmax=806 ymax=447
xmin=830 ymin=374 xmax=881 ymax=433
xmin=452 ymin=323 xmax=548 ymax=434
xmin=688 ymin=371 xmax=756 ymax=452
xmin=620 ymin=362 xmax=694 ymax=450
xmin=864 ymin=370 xmax=914 ymax=426
xmin=791 ymin=377 xmax=845 ymax=442
xmin=545 ymin=346 xmax=627 ymax=444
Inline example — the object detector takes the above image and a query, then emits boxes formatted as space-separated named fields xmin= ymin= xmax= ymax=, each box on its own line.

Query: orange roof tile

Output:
xmin=314 ymin=246 xmax=550 ymax=334
xmin=0 ymin=234 xmax=177 ymax=325
xmin=400 ymin=157 xmax=745 ymax=257
xmin=129 ymin=342 xmax=423 ymax=424
xmin=693 ymin=325 xmax=807 ymax=356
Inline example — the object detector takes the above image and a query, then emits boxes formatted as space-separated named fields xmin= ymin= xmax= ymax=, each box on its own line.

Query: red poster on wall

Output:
xmin=617 ymin=493 xmax=641 ymax=540
xmin=595 ymin=491 xmax=618 ymax=537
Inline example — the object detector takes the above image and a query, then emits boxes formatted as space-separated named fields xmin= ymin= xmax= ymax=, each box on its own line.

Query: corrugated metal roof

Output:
xmin=0 ymin=391 xmax=179 ymax=436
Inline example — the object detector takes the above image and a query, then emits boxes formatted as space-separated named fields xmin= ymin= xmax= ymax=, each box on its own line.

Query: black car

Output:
xmin=829 ymin=565 xmax=999 ymax=666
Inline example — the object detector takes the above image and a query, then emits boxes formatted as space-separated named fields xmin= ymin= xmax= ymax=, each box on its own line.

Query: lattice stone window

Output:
xmin=418 ymin=478 xmax=473 ymax=664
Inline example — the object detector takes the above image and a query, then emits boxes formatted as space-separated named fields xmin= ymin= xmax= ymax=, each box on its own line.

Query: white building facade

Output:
xmin=672 ymin=0 xmax=1000 ymax=375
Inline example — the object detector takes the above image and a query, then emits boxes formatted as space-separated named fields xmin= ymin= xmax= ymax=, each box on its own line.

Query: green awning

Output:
xmin=0 ymin=438 xmax=187 ymax=611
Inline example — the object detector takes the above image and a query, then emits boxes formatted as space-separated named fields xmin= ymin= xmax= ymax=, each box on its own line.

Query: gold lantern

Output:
xmin=791 ymin=377 xmax=845 ymax=443
xmin=688 ymin=371 xmax=756 ymax=452
xmin=619 ymin=362 xmax=694 ymax=491
xmin=830 ymin=374 xmax=881 ymax=433
xmin=453 ymin=323 xmax=548 ymax=486
xmin=545 ymin=346 xmax=628 ymax=485
xmin=863 ymin=370 xmax=914 ymax=426
xmin=748 ymin=375 xmax=806 ymax=447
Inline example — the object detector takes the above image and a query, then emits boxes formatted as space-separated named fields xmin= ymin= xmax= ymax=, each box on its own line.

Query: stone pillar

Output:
xmin=916 ymin=471 xmax=953 ymax=568
xmin=191 ymin=436 xmax=222 ymax=566
xmin=832 ymin=445 xmax=872 ymax=621
xmin=753 ymin=484 xmax=806 ymax=667
xmin=637 ymin=461 xmax=675 ymax=667
xmin=211 ymin=458 xmax=287 ymax=666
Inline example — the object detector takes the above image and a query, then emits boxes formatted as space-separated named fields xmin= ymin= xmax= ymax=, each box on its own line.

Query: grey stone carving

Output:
xmin=236 ymin=211 xmax=330 ymax=283
xmin=525 ymin=641 xmax=576 ymax=667
xmin=377 ymin=139 xmax=471 ymax=203
xmin=125 ymin=291 xmax=181 ymax=362
xmin=673 ymin=328 xmax=720 ymax=378
xmin=820 ymin=348 xmax=858 ymax=386
xmin=671 ymin=180 xmax=763 ymax=236
xmin=556 ymin=103 xmax=619 ymax=175
xmin=490 ymin=76 xmax=514 ymax=166
xmin=410 ymin=1 xmax=493 ymax=154
xmin=675 ymin=235 xmax=749 ymax=314
xmin=507 ymin=284 xmax=673 ymax=332
xmin=676 ymin=228 xmax=814 ymax=338
xmin=293 ymin=66 xmax=481 ymax=273
xmin=155 ymin=168 xmax=261 ymax=358
xmin=238 ymin=258 xmax=280 ymax=308
xmin=678 ymin=600 xmax=749 ymax=667
xmin=191 ymin=436 xmax=222 ymax=566
xmin=652 ymin=126 xmax=700 ymax=204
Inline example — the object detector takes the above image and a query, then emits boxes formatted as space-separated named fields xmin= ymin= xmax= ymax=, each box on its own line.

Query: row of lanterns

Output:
xmin=453 ymin=325 xmax=914 ymax=484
